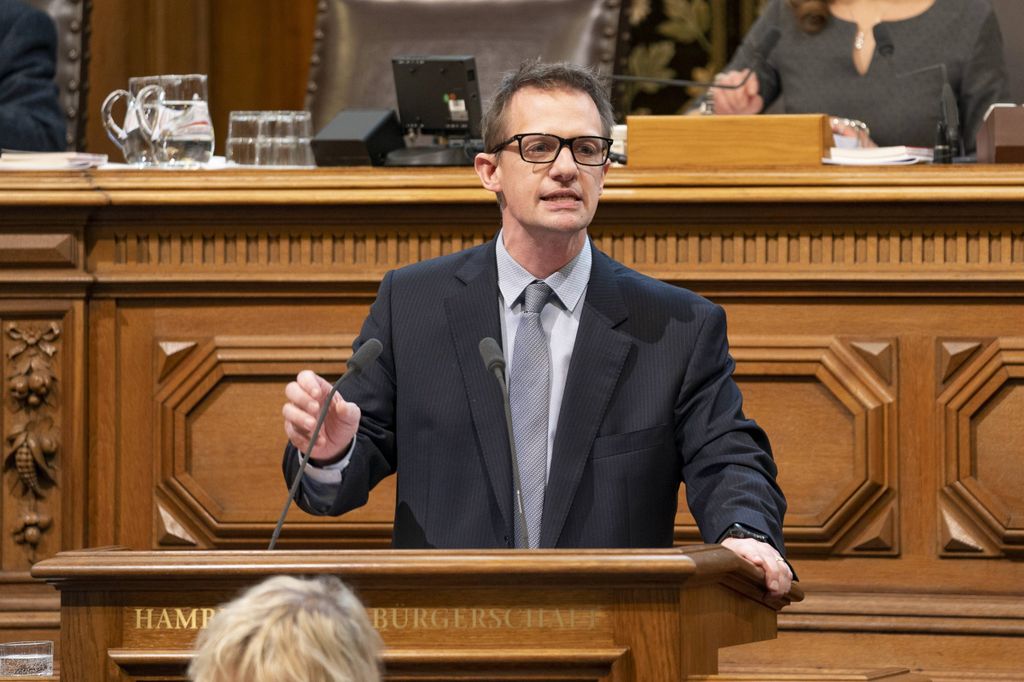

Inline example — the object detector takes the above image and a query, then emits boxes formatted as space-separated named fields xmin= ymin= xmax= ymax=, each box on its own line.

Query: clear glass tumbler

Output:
xmin=225 ymin=111 xmax=261 ymax=165
xmin=254 ymin=111 xmax=316 ymax=167
xmin=0 ymin=640 xmax=53 ymax=676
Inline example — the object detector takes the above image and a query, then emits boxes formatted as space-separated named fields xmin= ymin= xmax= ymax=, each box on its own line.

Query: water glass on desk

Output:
xmin=226 ymin=111 xmax=315 ymax=167
xmin=225 ymin=111 xmax=261 ymax=164
xmin=0 ymin=640 xmax=53 ymax=676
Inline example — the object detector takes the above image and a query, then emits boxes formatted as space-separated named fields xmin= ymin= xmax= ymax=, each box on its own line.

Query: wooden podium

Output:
xmin=32 ymin=546 xmax=801 ymax=681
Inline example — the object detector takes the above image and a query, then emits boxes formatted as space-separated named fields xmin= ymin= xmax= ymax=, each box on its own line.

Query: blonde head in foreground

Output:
xmin=189 ymin=575 xmax=382 ymax=682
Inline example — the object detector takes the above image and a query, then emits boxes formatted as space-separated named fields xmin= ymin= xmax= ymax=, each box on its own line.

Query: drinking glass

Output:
xmin=225 ymin=111 xmax=261 ymax=165
xmin=134 ymin=74 xmax=215 ymax=167
xmin=254 ymin=111 xmax=315 ymax=167
xmin=0 ymin=640 xmax=53 ymax=676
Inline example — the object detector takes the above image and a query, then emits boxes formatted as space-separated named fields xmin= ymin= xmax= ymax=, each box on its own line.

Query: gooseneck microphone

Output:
xmin=268 ymin=338 xmax=383 ymax=550
xmin=873 ymin=23 xmax=960 ymax=162
xmin=478 ymin=337 xmax=529 ymax=549
xmin=612 ymin=27 xmax=781 ymax=106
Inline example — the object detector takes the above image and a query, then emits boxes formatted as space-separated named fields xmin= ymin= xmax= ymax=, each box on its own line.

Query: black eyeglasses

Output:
xmin=489 ymin=133 xmax=613 ymax=166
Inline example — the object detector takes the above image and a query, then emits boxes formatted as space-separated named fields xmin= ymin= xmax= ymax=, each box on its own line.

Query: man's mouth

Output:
xmin=541 ymin=190 xmax=581 ymax=202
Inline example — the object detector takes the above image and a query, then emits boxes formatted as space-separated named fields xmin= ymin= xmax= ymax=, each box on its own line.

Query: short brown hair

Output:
xmin=482 ymin=60 xmax=614 ymax=152
xmin=189 ymin=575 xmax=382 ymax=682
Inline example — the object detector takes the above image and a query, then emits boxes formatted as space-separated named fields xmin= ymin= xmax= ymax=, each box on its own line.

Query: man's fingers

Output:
xmin=282 ymin=402 xmax=317 ymax=434
xmin=744 ymin=71 xmax=760 ymax=97
xmin=284 ymin=381 xmax=320 ymax=416
xmin=296 ymin=370 xmax=330 ymax=399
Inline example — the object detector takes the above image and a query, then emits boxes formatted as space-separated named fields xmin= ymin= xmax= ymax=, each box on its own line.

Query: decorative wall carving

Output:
xmin=4 ymin=322 xmax=62 ymax=563
xmin=157 ymin=341 xmax=197 ymax=382
xmin=156 ymin=503 xmax=198 ymax=547
xmin=107 ymin=229 xmax=494 ymax=270
xmin=151 ymin=334 xmax=385 ymax=547
xmin=91 ymin=224 xmax=1024 ymax=278
xmin=588 ymin=227 xmax=1024 ymax=270
xmin=938 ymin=340 xmax=985 ymax=387
xmin=938 ymin=337 xmax=1024 ymax=557
xmin=676 ymin=337 xmax=898 ymax=556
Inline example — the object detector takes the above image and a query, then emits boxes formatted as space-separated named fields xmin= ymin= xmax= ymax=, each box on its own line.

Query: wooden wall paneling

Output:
xmin=9 ymin=166 xmax=1024 ymax=678
xmin=86 ymin=299 xmax=117 ymax=548
xmin=1 ymin=185 xmax=90 ymax=651
xmin=0 ymin=301 xmax=85 ymax=662
xmin=938 ymin=337 xmax=1024 ymax=557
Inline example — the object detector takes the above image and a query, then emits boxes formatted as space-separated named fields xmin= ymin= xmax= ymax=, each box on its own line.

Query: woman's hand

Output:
xmin=710 ymin=69 xmax=764 ymax=115
xmin=831 ymin=117 xmax=877 ymax=148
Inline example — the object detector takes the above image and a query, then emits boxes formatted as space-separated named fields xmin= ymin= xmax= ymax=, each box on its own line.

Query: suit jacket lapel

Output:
xmin=541 ymin=246 xmax=631 ymax=547
xmin=444 ymin=240 xmax=514 ymax=534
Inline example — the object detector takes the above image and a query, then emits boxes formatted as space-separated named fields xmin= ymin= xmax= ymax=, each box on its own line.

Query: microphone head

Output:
xmin=873 ymin=24 xmax=894 ymax=57
xmin=478 ymin=337 xmax=505 ymax=373
xmin=347 ymin=338 xmax=383 ymax=373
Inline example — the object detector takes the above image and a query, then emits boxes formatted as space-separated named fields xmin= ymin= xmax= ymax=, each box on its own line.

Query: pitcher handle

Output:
xmin=100 ymin=89 xmax=131 ymax=150
xmin=134 ymin=84 xmax=165 ymax=142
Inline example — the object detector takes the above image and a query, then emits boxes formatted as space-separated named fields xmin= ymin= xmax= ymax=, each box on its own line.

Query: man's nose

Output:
xmin=549 ymin=145 xmax=578 ymax=178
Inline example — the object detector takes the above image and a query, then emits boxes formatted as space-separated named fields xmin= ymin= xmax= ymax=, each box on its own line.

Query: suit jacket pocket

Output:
xmin=590 ymin=424 xmax=671 ymax=461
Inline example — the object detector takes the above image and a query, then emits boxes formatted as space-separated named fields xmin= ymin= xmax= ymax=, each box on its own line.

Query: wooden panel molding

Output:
xmin=938 ymin=337 xmax=1024 ymax=557
xmin=780 ymin=590 xmax=1024 ymax=636
xmin=676 ymin=337 xmax=897 ymax=556
xmin=0 ymin=233 xmax=77 ymax=268
xmin=156 ymin=502 xmax=197 ymax=548
xmin=587 ymin=221 xmax=1024 ymax=282
xmin=151 ymin=333 xmax=398 ymax=547
xmin=88 ymin=211 xmax=496 ymax=281
xmin=107 ymin=647 xmax=627 ymax=682
xmin=938 ymin=340 xmax=985 ymax=387
xmin=156 ymin=340 xmax=198 ymax=382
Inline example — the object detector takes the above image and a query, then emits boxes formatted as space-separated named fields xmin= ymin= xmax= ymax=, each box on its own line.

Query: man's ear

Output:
xmin=474 ymin=152 xmax=502 ymax=193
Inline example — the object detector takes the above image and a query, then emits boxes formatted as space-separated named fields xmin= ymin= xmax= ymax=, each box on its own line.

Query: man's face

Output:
xmin=477 ymin=86 xmax=609 ymax=242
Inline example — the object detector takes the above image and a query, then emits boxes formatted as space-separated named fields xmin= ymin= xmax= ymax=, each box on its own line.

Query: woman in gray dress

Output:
xmin=711 ymin=0 xmax=1009 ymax=154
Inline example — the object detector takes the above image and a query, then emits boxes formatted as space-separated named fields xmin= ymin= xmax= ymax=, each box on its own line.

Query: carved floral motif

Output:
xmin=7 ymin=322 xmax=59 ymax=409
xmin=4 ymin=322 xmax=62 ymax=562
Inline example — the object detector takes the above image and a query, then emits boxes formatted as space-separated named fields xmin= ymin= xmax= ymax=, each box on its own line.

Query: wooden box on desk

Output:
xmin=976 ymin=105 xmax=1024 ymax=163
xmin=626 ymin=114 xmax=831 ymax=168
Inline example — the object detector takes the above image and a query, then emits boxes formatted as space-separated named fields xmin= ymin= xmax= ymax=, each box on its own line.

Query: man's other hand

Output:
xmin=283 ymin=370 xmax=360 ymax=462
xmin=721 ymin=537 xmax=793 ymax=597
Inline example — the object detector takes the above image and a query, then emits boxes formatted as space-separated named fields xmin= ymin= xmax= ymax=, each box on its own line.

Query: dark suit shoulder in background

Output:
xmin=0 ymin=0 xmax=66 ymax=151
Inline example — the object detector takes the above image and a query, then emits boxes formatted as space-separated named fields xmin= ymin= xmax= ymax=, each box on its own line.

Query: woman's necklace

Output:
xmin=851 ymin=1 xmax=887 ymax=50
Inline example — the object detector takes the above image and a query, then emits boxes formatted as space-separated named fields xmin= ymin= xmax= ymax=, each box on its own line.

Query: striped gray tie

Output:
xmin=509 ymin=280 xmax=553 ymax=549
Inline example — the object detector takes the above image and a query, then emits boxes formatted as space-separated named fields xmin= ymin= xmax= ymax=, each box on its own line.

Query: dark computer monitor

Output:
xmin=389 ymin=55 xmax=482 ymax=165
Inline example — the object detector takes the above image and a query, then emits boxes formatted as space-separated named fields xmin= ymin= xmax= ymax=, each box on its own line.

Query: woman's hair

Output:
xmin=788 ymin=0 xmax=832 ymax=34
xmin=188 ymin=575 xmax=383 ymax=682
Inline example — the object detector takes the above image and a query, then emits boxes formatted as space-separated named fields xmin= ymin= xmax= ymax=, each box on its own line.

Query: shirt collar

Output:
xmin=496 ymin=230 xmax=591 ymax=313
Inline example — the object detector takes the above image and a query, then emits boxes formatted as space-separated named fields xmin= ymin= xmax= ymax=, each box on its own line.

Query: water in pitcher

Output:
xmin=152 ymin=99 xmax=214 ymax=166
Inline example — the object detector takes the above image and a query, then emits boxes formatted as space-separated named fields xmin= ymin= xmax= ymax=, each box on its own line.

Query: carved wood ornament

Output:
xmin=4 ymin=322 xmax=61 ymax=563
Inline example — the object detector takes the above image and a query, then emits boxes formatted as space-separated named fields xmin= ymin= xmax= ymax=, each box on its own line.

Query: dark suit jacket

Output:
xmin=0 ymin=0 xmax=65 ymax=151
xmin=284 ymin=240 xmax=787 ymax=552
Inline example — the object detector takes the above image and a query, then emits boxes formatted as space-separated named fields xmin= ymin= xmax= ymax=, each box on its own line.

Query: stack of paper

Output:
xmin=823 ymin=146 xmax=933 ymax=166
xmin=0 ymin=150 xmax=109 ymax=170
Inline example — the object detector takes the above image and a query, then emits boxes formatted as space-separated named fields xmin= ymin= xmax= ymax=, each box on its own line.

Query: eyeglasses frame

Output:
xmin=488 ymin=132 xmax=613 ymax=166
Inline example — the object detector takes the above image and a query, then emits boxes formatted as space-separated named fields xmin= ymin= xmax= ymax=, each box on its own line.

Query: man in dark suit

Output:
xmin=283 ymin=62 xmax=792 ymax=596
xmin=0 ymin=0 xmax=66 ymax=151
